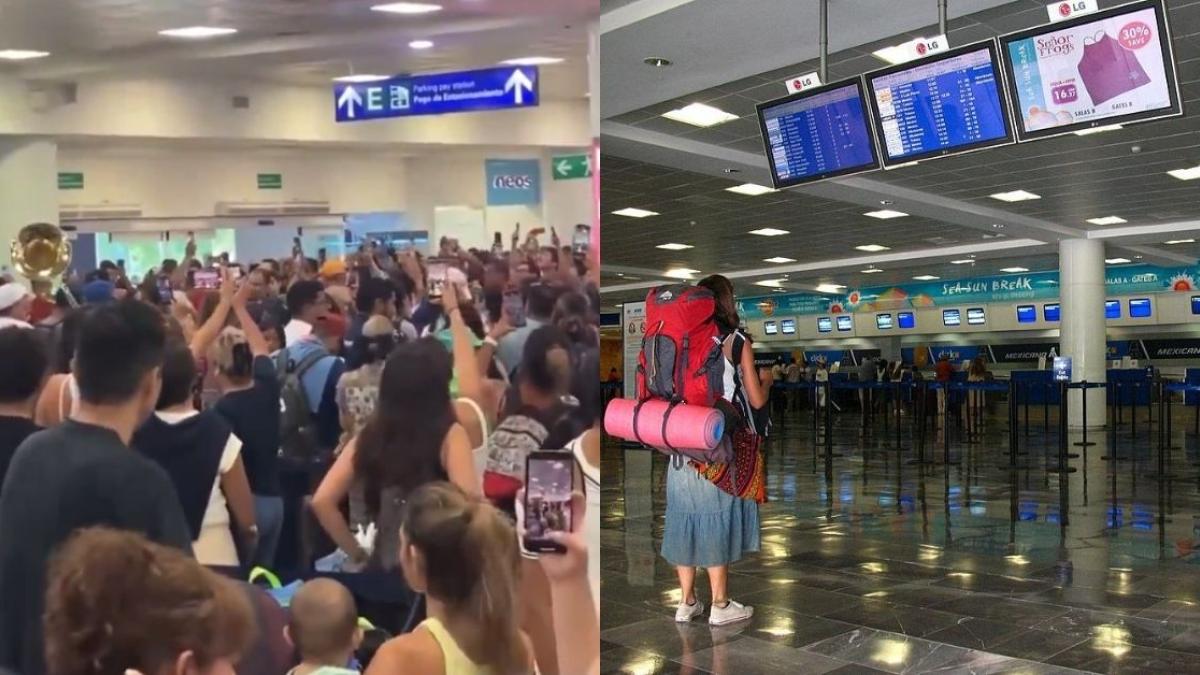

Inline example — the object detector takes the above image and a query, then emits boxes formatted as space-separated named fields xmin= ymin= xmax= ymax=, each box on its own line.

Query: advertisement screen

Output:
xmin=817 ymin=317 xmax=833 ymax=333
xmin=967 ymin=307 xmax=986 ymax=325
xmin=757 ymin=79 xmax=880 ymax=188
xmin=1017 ymin=305 xmax=1036 ymax=323
xmin=1129 ymin=298 xmax=1152 ymax=317
xmin=866 ymin=41 xmax=1013 ymax=166
xmin=1044 ymin=303 xmax=1061 ymax=321
xmin=897 ymin=311 xmax=915 ymax=329
xmin=1105 ymin=299 xmax=1121 ymax=319
xmin=836 ymin=315 xmax=853 ymax=331
xmin=1053 ymin=356 xmax=1073 ymax=382
xmin=943 ymin=309 xmax=962 ymax=326
xmin=1001 ymin=0 xmax=1180 ymax=140
xmin=764 ymin=320 xmax=778 ymax=335
xmin=781 ymin=319 xmax=796 ymax=334
xmin=876 ymin=313 xmax=893 ymax=329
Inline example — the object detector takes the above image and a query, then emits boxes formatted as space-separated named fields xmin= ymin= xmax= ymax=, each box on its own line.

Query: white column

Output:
xmin=588 ymin=21 xmax=599 ymax=137
xmin=0 ymin=139 xmax=58 ymax=274
xmin=1059 ymin=238 xmax=1106 ymax=428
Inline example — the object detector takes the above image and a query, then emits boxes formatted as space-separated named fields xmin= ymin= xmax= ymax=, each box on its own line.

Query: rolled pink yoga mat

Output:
xmin=604 ymin=398 xmax=724 ymax=450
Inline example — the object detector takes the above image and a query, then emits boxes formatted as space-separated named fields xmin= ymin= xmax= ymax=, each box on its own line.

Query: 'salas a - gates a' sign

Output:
xmin=485 ymin=159 xmax=541 ymax=206
xmin=334 ymin=66 xmax=538 ymax=123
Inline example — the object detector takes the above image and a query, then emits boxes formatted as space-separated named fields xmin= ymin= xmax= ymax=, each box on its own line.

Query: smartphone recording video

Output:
xmin=193 ymin=270 xmax=220 ymax=290
xmin=503 ymin=290 xmax=526 ymax=327
xmin=156 ymin=275 xmax=173 ymax=305
xmin=523 ymin=452 xmax=574 ymax=554
xmin=572 ymin=224 xmax=591 ymax=255
xmin=426 ymin=258 xmax=452 ymax=299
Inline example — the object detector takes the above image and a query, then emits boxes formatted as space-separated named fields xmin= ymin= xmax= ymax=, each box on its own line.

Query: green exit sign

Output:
xmin=257 ymin=173 xmax=283 ymax=189
xmin=58 ymin=172 xmax=84 ymax=190
xmin=552 ymin=154 xmax=591 ymax=180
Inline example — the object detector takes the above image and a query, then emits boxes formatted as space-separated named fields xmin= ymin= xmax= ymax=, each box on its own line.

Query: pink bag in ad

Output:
xmin=1077 ymin=30 xmax=1151 ymax=106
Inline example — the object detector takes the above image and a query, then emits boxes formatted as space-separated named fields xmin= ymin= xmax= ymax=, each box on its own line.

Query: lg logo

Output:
xmin=492 ymin=175 xmax=534 ymax=190
xmin=1059 ymin=2 xmax=1072 ymax=17
xmin=916 ymin=42 xmax=927 ymax=55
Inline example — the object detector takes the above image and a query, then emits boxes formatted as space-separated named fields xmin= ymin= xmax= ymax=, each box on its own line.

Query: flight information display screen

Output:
xmin=876 ymin=313 xmax=893 ymax=329
xmin=781 ymin=319 xmax=796 ymax=334
xmin=866 ymin=41 xmax=1014 ymax=166
xmin=967 ymin=307 xmax=986 ymax=325
xmin=1017 ymin=305 xmax=1036 ymax=323
xmin=764 ymin=320 xmax=778 ymax=335
xmin=897 ymin=311 xmax=915 ymax=329
xmin=1000 ymin=0 xmax=1181 ymax=141
xmin=943 ymin=309 xmax=962 ymax=326
xmin=1129 ymin=298 xmax=1152 ymax=318
xmin=757 ymin=79 xmax=881 ymax=188
xmin=1044 ymin=303 xmax=1060 ymax=321
xmin=817 ymin=317 xmax=833 ymax=333
xmin=1105 ymin=299 xmax=1121 ymax=319
xmin=836 ymin=315 xmax=853 ymax=331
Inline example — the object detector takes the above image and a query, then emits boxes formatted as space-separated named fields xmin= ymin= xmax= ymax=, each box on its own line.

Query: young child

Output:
xmin=285 ymin=578 xmax=363 ymax=675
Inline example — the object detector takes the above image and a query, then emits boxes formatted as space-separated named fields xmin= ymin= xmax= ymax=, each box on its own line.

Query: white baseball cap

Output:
xmin=0 ymin=282 xmax=31 ymax=313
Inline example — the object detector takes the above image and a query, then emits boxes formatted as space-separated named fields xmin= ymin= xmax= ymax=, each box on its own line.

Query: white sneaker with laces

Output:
xmin=674 ymin=599 xmax=704 ymax=623
xmin=708 ymin=599 xmax=753 ymax=626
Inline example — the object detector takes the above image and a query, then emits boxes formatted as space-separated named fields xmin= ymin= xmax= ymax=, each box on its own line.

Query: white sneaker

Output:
xmin=675 ymin=599 xmax=704 ymax=623
xmin=708 ymin=599 xmax=753 ymax=626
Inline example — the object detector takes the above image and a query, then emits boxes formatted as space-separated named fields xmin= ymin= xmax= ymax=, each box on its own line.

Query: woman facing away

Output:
xmin=663 ymin=274 xmax=767 ymax=626
xmin=366 ymin=482 xmax=534 ymax=675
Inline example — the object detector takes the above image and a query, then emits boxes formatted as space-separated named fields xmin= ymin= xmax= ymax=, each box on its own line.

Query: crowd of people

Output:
xmin=0 ymin=226 xmax=600 ymax=675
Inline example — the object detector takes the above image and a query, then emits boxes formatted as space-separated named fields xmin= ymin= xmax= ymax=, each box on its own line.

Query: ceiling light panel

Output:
xmin=664 ymin=268 xmax=700 ymax=279
xmin=409 ymin=40 xmax=434 ymax=49
xmin=333 ymin=74 xmax=389 ymax=82
xmin=656 ymin=243 xmax=693 ymax=250
xmin=764 ymin=256 xmax=796 ymax=263
xmin=1168 ymin=166 xmax=1200 ymax=181
xmin=855 ymin=244 xmax=890 ymax=252
xmin=912 ymin=274 xmax=940 ymax=280
xmin=725 ymin=183 xmax=776 ymax=196
xmin=1165 ymin=238 xmax=1195 ymax=245
xmin=815 ymin=284 xmax=845 ymax=293
xmin=0 ymin=49 xmax=49 ymax=60
xmin=1105 ymin=257 xmax=1131 ymax=264
xmin=1074 ymin=124 xmax=1123 ymax=136
xmin=860 ymin=268 xmax=883 ymax=273
xmin=749 ymin=228 xmax=789 ymax=236
xmin=999 ymin=267 xmax=1028 ymax=273
xmin=989 ymin=190 xmax=1041 ymax=202
xmin=500 ymin=56 xmax=564 ymax=66
xmin=950 ymin=259 xmax=974 ymax=264
xmin=1086 ymin=216 xmax=1127 ymax=225
xmin=863 ymin=209 xmax=908 ymax=219
xmin=612 ymin=208 xmax=659 ymax=218
xmin=158 ymin=26 xmax=237 ymax=38
xmin=755 ymin=279 xmax=785 ymax=288
xmin=371 ymin=2 xmax=442 ymax=13
xmin=661 ymin=102 xmax=738 ymax=127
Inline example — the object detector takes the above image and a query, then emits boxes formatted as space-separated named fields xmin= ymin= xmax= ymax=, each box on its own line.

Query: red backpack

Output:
xmin=637 ymin=284 xmax=725 ymax=406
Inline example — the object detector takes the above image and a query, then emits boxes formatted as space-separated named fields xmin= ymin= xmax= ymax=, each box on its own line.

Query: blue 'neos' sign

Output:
xmin=334 ymin=66 xmax=538 ymax=123
xmin=485 ymin=159 xmax=541 ymax=206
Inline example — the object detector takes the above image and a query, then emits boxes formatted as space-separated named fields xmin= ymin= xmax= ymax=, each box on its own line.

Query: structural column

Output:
xmin=0 ymin=138 xmax=58 ymax=273
xmin=1059 ymin=238 xmax=1106 ymax=428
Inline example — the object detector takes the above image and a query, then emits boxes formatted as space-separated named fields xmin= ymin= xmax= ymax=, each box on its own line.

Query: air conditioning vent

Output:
xmin=59 ymin=203 xmax=144 ymax=220
xmin=215 ymin=201 xmax=331 ymax=216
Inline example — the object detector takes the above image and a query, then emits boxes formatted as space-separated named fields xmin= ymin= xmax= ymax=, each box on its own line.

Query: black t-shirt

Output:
xmin=215 ymin=355 xmax=281 ymax=496
xmin=0 ymin=419 xmax=192 ymax=675
xmin=0 ymin=416 xmax=40 ymax=497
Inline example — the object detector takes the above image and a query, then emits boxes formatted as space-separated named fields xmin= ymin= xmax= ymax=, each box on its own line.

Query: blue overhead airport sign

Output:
xmin=334 ymin=66 xmax=538 ymax=123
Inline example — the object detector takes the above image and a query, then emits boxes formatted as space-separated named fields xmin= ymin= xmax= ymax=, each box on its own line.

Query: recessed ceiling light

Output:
xmin=1086 ymin=216 xmax=1127 ymax=225
xmin=370 ymin=2 xmax=443 ymax=14
xmin=333 ymin=74 xmax=390 ymax=83
xmin=0 ymin=49 xmax=49 ymax=60
xmin=1135 ymin=255 xmax=1143 ymax=259
xmin=815 ymin=283 xmax=845 ymax=293
xmin=749 ymin=228 xmax=789 ymax=236
xmin=999 ymin=267 xmax=1028 ymax=273
xmin=755 ymin=279 xmax=785 ymax=288
xmin=1167 ymin=166 xmax=1200 ymax=181
xmin=863 ymin=209 xmax=908 ymax=219
xmin=643 ymin=57 xmax=672 ymax=67
xmin=726 ymin=183 xmax=776 ymax=196
xmin=158 ymin=26 xmax=238 ymax=38
xmin=855 ymin=244 xmax=890 ymax=252
xmin=1165 ymin=238 xmax=1196 ymax=245
xmin=950 ymin=259 xmax=974 ymax=264
xmin=912 ymin=274 xmax=940 ymax=281
xmin=989 ymin=190 xmax=1041 ymax=202
xmin=1105 ymin=257 xmax=1132 ymax=264
xmin=860 ymin=268 xmax=883 ymax=274
xmin=872 ymin=43 xmax=913 ymax=65
xmin=772 ymin=288 xmax=787 ymax=293
xmin=661 ymin=102 xmax=738 ymax=128
xmin=612 ymin=207 xmax=659 ymax=218
xmin=409 ymin=39 xmax=434 ymax=49
xmin=500 ymin=56 xmax=564 ymax=66
xmin=1074 ymin=124 xmax=1123 ymax=136
xmin=664 ymin=268 xmax=700 ymax=279
xmin=764 ymin=256 xmax=796 ymax=263
xmin=656 ymin=243 xmax=693 ymax=250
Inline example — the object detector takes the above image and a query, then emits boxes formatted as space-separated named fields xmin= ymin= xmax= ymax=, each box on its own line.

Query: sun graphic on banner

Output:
xmin=1168 ymin=273 xmax=1196 ymax=292
xmin=847 ymin=290 xmax=862 ymax=306
xmin=829 ymin=302 xmax=845 ymax=314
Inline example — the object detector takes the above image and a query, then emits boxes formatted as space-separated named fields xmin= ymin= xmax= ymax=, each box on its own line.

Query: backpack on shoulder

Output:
xmin=274 ymin=349 xmax=326 ymax=461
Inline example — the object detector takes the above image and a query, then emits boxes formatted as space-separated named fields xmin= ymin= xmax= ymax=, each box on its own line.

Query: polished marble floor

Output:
xmin=601 ymin=398 xmax=1200 ymax=674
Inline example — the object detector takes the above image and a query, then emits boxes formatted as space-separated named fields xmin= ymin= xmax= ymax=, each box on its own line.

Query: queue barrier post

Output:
xmin=1148 ymin=379 xmax=1177 ymax=483
xmin=1074 ymin=380 xmax=1096 ymax=448
xmin=1046 ymin=380 xmax=1076 ymax=474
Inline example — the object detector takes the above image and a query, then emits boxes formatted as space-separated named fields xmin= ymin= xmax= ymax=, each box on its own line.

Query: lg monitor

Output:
xmin=756 ymin=78 xmax=881 ymax=188
xmin=865 ymin=40 xmax=1014 ymax=167
xmin=1016 ymin=304 xmax=1036 ymax=323
xmin=1000 ymin=0 xmax=1181 ymax=142
xmin=897 ymin=311 xmax=915 ymax=329
xmin=764 ymin=320 xmax=778 ymax=335
xmin=967 ymin=307 xmax=986 ymax=325
xmin=817 ymin=317 xmax=833 ymax=333
xmin=836 ymin=315 xmax=853 ymax=332
xmin=781 ymin=319 xmax=796 ymax=334
xmin=1044 ymin=303 xmax=1060 ymax=321
xmin=1129 ymin=298 xmax=1152 ymax=318
xmin=943 ymin=309 xmax=961 ymax=327
xmin=876 ymin=313 xmax=893 ymax=329
xmin=1105 ymin=299 xmax=1121 ymax=319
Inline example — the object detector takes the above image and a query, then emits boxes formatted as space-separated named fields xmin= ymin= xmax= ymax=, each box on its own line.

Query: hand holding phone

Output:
xmin=425 ymin=258 xmax=452 ymax=300
xmin=522 ymin=452 xmax=575 ymax=554
xmin=572 ymin=224 xmax=591 ymax=255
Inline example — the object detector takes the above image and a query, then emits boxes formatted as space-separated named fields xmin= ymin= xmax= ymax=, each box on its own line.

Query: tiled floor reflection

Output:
xmin=602 ymin=401 xmax=1200 ymax=674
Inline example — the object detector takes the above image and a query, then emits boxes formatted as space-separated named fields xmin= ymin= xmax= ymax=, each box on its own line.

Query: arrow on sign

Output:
xmin=555 ymin=159 xmax=572 ymax=176
xmin=504 ymin=69 xmax=534 ymax=105
xmin=337 ymin=86 xmax=363 ymax=119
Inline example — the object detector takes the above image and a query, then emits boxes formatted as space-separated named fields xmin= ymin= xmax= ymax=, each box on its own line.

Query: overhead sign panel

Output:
xmin=1001 ymin=0 xmax=1181 ymax=141
xmin=334 ymin=66 xmax=538 ymax=123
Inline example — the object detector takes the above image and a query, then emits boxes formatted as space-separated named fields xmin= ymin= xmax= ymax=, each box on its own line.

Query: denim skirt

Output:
xmin=661 ymin=461 xmax=760 ymax=568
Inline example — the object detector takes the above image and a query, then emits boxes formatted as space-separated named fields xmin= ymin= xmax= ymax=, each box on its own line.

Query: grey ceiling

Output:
xmin=600 ymin=0 xmax=1200 ymax=303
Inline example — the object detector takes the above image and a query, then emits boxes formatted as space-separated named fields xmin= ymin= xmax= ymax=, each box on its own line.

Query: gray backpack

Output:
xmin=274 ymin=348 xmax=326 ymax=460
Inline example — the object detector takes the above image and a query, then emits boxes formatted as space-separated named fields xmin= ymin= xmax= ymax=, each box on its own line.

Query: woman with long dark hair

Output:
xmin=311 ymin=338 xmax=477 ymax=571
xmin=663 ymin=274 xmax=766 ymax=627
